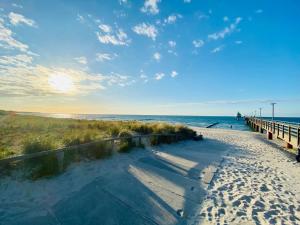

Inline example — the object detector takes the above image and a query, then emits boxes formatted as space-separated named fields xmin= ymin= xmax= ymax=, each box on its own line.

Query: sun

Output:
xmin=48 ymin=73 xmax=74 ymax=93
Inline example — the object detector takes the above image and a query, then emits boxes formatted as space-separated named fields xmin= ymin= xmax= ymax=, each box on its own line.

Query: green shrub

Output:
xmin=84 ymin=142 xmax=112 ymax=159
xmin=150 ymin=135 xmax=174 ymax=146
xmin=23 ymin=137 xmax=60 ymax=179
xmin=175 ymin=125 xmax=196 ymax=140
xmin=63 ymin=136 xmax=81 ymax=146
xmin=0 ymin=148 xmax=14 ymax=159
xmin=118 ymin=130 xmax=135 ymax=153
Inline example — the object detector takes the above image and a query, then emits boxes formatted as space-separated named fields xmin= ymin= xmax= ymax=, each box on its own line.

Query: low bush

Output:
xmin=118 ymin=130 xmax=136 ymax=153
xmin=23 ymin=137 xmax=60 ymax=179
xmin=82 ymin=141 xmax=112 ymax=159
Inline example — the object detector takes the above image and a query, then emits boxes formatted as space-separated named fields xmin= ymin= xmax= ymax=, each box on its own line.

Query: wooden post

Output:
xmin=286 ymin=142 xmax=293 ymax=149
xmin=298 ymin=128 xmax=300 ymax=147
xmin=267 ymin=131 xmax=273 ymax=140
xmin=288 ymin=126 xmax=291 ymax=142
xmin=282 ymin=124 xmax=285 ymax=139
xmin=56 ymin=151 xmax=64 ymax=173
xmin=296 ymin=148 xmax=300 ymax=162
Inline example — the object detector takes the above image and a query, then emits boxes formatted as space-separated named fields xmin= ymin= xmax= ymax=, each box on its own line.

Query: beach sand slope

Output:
xmin=190 ymin=128 xmax=300 ymax=225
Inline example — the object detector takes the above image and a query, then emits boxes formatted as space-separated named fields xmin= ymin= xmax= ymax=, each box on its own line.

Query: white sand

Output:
xmin=0 ymin=128 xmax=300 ymax=225
xmin=190 ymin=127 xmax=300 ymax=225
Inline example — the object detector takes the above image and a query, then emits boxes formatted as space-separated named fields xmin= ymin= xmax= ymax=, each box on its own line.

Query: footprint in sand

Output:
xmin=260 ymin=184 xmax=270 ymax=192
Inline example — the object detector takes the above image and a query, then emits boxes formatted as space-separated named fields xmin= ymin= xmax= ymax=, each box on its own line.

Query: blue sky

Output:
xmin=0 ymin=0 xmax=299 ymax=116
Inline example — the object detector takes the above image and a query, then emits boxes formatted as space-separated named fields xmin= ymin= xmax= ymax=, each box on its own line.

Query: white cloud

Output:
xmin=119 ymin=0 xmax=129 ymax=5
xmin=0 ymin=18 xmax=29 ymax=52
xmin=0 ymin=54 xmax=33 ymax=67
xmin=98 ymin=24 xmax=112 ymax=33
xmin=132 ymin=23 xmax=158 ymax=40
xmin=141 ymin=0 xmax=160 ymax=15
xmin=197 ymin=13 xmax=209 ymax=20
xmin=235 ymin=40 xmax=243 ymax=44
xmin=0 ymin=62 xmax=105 ymax=96
xmin=0 ymin=54 xmax=137 ymax=96
xmin=153 ymin=52 xmax=161 ymax=61
xmin=183 ymin=0 xmax=191 ymax=3
xmin=12 ymin=3 xmax=23 ymax=8
xmin=74 ymin=56 xmax=87 ymax=65
xmin=155 ymin=72 xmax=165 ymax=80
xmin=77 ymin=14 xmax=85 ymax=23
xmin=211 ymin=45 xmax=224 ymax=53
xmin=8 ymin=12 xmax=37 ymax=27
xmin=167 ymin=49 xmax=178 ymax=56
xmin=163 ymin=14 xmax=182 ymax=25
xmin=255 ymin=9 xmax=263 ymax=14
xmin=223 ymin=16 xmax=229 ymax=22
xmin=140 ymin=70 xmax=148 ymax=83
xmin=170 ymin=70 xmax=178 ymax=78
xmin=95 ymin=53 xmax=117 ymax=62
xmin=96 ymin=25 xmax=130 ymax=46
xmin=192 ymin=39 xmax=204 ymax=48
xmin=168 ymin=40 xmax=176 ymax=48
xmin=106 ymin=73 xmax=135 ymax=87
xmin=208 ymin=17 xmax=242 ymax=40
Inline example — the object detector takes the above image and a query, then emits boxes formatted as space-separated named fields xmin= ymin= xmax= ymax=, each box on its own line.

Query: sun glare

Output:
xmin=48 ymin=73 xmax=74 ymax=93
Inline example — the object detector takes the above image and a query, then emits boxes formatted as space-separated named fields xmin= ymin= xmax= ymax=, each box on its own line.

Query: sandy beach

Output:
xmin=0 ymin=128 xmax=300 ymax=225
xmin=192 ymin=128 xmax=300 ymax=225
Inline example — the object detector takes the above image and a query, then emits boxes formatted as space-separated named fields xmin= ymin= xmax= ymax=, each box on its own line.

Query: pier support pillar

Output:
xmin=260 ymin=127 xmax=264 ymax=134
xmin=296 ymin=148 xmax=300 ymax=162
xmin=267 ymin=131 xmax=273 ymax=140
xmin=286 ymin=142 xmax=293 ymax=149
xmin=255 ymin=125 xmax=259 ymax=132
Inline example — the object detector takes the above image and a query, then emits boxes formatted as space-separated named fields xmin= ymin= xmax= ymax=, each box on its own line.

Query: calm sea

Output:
xmin=20 ymin=112 xmax=300 ymax=131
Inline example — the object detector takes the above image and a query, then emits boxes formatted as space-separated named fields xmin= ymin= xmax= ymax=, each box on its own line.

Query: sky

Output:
xmin=0 ymin=0 xmax=299 ymax=117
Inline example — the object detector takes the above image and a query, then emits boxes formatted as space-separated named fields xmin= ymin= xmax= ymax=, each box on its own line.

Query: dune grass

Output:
xmin=0 ymin=113 xmax=195 ymax=158
xmin=0 ymin=111 xmax=196 ymax=178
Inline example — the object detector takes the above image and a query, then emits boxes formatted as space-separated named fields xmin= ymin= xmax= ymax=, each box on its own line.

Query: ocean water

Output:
xmin=20 ymin=112 xmax=300 ymax=131
xmin=20 ymin=113 xmax=251 ymax=131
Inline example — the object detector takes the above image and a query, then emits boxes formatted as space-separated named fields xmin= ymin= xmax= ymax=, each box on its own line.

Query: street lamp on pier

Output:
xmin=270 ymin=103 xmax=276 ymax=121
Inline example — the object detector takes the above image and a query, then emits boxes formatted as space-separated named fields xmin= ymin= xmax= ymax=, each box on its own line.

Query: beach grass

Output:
xmin=0 ymin=111 xmax=196 ymax=178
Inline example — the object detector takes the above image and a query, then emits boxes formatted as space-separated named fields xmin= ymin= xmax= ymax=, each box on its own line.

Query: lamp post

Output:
xmin=259 ymin=108 xmax=262 ymax=133
xmin=259 ymin=108 xmax=262 ymax=119
xmin=270 ymin=103 xmax=276 ymax=134
xmin=271 ymin=103 xmax=276 ymax=121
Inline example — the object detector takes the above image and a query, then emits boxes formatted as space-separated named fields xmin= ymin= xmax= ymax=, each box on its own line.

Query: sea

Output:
xmin=20 ymin=112 xmax=300 ymax=132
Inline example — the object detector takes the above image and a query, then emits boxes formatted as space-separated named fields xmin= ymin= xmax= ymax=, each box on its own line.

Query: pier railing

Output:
xmin=245 ymin=117 xmax=300 ymax=149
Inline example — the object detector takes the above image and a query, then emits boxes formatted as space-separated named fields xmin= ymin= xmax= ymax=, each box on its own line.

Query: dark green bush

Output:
xmin=23 ymin=137 xmax=59 ymax=179
xmin=118 ymin=130 xmax=135 ymax=153
xmin=83 ymin=142 xmax=112 ymax=159
xmin=150 ymin=135 xmax=175 ymax=146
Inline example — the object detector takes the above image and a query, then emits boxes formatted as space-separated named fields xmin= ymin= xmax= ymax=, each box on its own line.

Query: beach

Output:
xmin=0 ymin=127 xmax=300 ymax=225
xmin=192 ymin=127 xmax=300 ymax=225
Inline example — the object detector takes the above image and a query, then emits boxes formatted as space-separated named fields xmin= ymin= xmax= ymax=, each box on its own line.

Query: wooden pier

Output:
xmin=206 ymin=122 xmax=219 ymax=128
xmin=245 ymin=117 xmax=300 ymax=161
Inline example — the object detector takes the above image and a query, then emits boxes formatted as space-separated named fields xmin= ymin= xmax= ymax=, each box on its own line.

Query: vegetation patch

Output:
xmin=0 ymin=111 xmax=197 ymax=178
